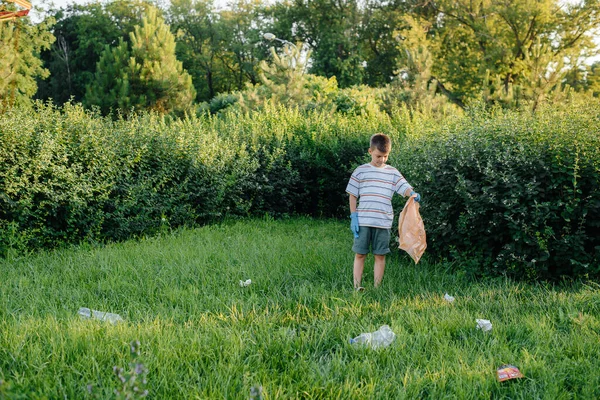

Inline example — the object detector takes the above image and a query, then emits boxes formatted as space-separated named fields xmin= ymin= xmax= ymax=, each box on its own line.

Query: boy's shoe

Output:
xmin=355 ymin=286 xmax=365 ymax=292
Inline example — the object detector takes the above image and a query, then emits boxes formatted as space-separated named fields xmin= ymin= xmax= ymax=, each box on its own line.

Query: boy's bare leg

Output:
xmin=374 ymin=255 xmax=386 ymax=287
xmin=353 ymin=253 xmax=367 ymax=288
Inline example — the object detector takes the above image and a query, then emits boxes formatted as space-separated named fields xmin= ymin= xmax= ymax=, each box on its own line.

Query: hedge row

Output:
xmin=394 ymin=100 xmax=600 ymax=279
xmin=1 ymin=100 xmax=598 ymax=279
xmin=0 ymin=102 xmax=410 ymax=255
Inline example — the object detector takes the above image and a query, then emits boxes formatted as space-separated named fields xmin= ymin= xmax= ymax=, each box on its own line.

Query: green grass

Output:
xmin=1 ymin=217 xmax=599 ymax=399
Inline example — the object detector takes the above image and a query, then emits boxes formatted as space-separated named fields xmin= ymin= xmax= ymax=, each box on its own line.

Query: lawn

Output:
xmin=1 ymin=218 xmax=599 ymax=399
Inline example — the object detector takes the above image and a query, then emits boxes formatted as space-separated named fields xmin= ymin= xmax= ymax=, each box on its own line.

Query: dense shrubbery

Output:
xmin=1 ymin=99 xmax=598 ymax=280
xmin=0 ymin=101 xmax=408 ymax=255
xmin=394 ymin=99 xmax=600 ymax=280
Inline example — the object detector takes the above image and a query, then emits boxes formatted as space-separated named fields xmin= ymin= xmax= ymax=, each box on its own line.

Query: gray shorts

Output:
xmin=352 ymin=226 xmax=391 ymax=255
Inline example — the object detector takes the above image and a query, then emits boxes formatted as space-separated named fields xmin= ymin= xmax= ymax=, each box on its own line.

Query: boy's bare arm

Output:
xmin=404 ymin=188 xmax=413 ymax=197
xmin=349 ymin=194 xmax=358 ymax=213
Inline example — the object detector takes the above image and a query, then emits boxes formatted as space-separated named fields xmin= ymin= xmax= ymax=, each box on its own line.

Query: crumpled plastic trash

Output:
xmin=78 ymin=307 xmax=123 ymax=324
xmin=249 ymin=385 xmax=263 ymax=400
xmin=496 ymin=364 xmax=524 ymax=382
xmin=239 ymin=279 xmax=252 ymax=287
xmin=444 ymin=293 xmax=455 ymax=303
xmin=398 ymin=195 xmax=427 ymax=264
xmin=476 ymin=319 xmax=493 ymax=332
xmin=279 ymin=327 xmax=297 ymax=338
xmin=349 ymin=325 xmax=395 ymax=349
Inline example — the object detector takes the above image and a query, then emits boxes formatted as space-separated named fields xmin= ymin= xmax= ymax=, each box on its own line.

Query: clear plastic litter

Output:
xmin=476 ymin=318 xmax=493 ymax=332
xmin=78 ymin=307 xmax=123 ymax=324
xmin=239 ymin=279 xmax=252 ymax=287
xmin=279 ymin=327 xmax=297 ymax=338
xmin=444 ymin=293 xmax=455 ymax=303
xmin=249 ymin=385 xmax=263 ymax=400
xmin=349 ymin=325 xmax=395 ymax=349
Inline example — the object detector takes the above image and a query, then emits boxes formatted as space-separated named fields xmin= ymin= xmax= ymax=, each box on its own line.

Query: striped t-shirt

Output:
xmin=346 ymin=163 xmax=412 ymax=229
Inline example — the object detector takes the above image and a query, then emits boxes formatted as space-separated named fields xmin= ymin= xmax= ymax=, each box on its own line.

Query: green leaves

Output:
xmin=2 ymin=100 xmax=599 ymax=281
xmin=0 ymin=16 xmax=55 ymax=109
xmin=84 ymin=6 xmax=195 ymax=117
xmin=395 ymin=100 xmax=600 ymax=279
xmin=0 ymin=102 xmax=393 ymax=255
xmin=414 ymin=0 xmax=600 ymax=109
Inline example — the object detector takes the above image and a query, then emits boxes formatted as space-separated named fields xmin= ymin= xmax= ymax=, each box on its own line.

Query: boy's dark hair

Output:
xmin=370 ymin=133 xmax=391 ymax=153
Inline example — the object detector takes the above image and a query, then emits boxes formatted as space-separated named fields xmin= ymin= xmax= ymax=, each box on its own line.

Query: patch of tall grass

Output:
xmin=1 ymin=218 xmax=599 ymax=398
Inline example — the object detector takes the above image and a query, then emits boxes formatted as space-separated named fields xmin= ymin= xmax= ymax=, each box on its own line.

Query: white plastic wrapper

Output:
xmin=78 ymin=307 xmax=123 ymax=324
xmin=349 ymin=325 xmax=396 ymax=349
xmin=476 ymin=319 xmax=493 ymax=332
xmin=444 ymin=293 xmax=455 ymax=303
xmin=239 ymin=279 xmax=252 ymax=287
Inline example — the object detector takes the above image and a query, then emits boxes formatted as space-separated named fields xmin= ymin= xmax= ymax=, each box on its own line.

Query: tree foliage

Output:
xmin=0 ymin=16 xmax=54 ymax=110
xmin=391 ymin=16 xmax=456 ymax=115
xmin=219 ymin=0 xmax=266 ymax=89
xmin=270 ymin=0 xmax=365 ymax=88
xmin=168 ymin=0 xmax=227 ymax=102
xmin=586 ymin=62 xmax=600 ymax=96
xmin=36 ymin=0 xmax=155 ymax=104
xmin=238 ymin=44 xmax=338 ymax=111
xmin=417 ymin=0 xmax=600 ymax=108
xmin=25 ymin=0 xmax=600 ymax=111
xmin=84 ymin=6 xmax=195 ymax=116
xmin=167 ymin=0 xmax=267 ymax=103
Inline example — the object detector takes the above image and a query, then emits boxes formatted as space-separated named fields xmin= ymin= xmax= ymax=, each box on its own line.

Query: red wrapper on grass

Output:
xmin=496 ymin=365 xmax=524 ymax=382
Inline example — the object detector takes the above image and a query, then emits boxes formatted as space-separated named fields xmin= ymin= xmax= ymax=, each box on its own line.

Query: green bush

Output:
xmin=2 ymin=100 xmax=598 ymax=280
xmin=206 ymin=92 xmax=239 ymax=114
xmin=394 ymin=100 xmax=600 ymax=279
xmin=0 ymin=102 xmax=409 ymax=255
xmin=0 ymin=102 xmax=252 ymax=250
xmin=215 ymin=104 xmax=410 ymax=217
xmin=0 ymin=103 xmax=115 ymax=249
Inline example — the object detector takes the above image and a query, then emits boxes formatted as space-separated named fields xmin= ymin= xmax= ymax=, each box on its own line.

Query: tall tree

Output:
xmin=168 ymin=0 xmax=221 ymax=101
xmin=410 ymin=0 xmax=600 ymax=108
xmin=85 ymin=6 xmax=195 ymax=116
xmin=271 ymin=0 xmax=365 ymax=88
xmin=36 ymin=0 xmax=154 ymax=105
xmin=392 ymin=15 xmax=457 ymax=114
xmin=357 ymin=1 xmax=404 ymax=87
xmin=562 ymin=55 xmax=589 ymax=93
xmin=0 ymin=16 xmax=54 ymax=109
xmin=586 ymin=61 xmax=600 ymax=96
xmin=238 ymin=42 xmax=343 ymax=112
xmin=219 ymin=0 xmax=266 ymax=89
xmin=268 ymin=0 xmax=433 ymax=88
xmin=168 ymin=0 xmax=267 ymax=102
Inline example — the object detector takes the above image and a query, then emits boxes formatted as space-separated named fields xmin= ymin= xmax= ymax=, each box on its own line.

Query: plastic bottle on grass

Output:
xmin=370 ymin=325 xmax=395 ymax=348
xmin=78 ymin=307 xmax=123 ymax=324
xmin=349 ymin=332 xmax=372 ymax=346
xmin=350 ymin=325 xmax=395 ymax=349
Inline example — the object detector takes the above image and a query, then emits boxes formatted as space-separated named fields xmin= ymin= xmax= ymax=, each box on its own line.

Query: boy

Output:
xmin=346 ymin=133 xmax=420 ymax=291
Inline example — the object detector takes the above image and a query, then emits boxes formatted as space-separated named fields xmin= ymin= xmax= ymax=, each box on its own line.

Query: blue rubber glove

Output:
xmin=410 ymin=191 xmax=421 ymax=203
xmin=350 ymin=212 xmax=359 ymax=238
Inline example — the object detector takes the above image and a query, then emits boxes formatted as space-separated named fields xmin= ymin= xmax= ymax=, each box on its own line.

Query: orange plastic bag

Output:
xmin=398 ymin=195 xmax=427 ymax=264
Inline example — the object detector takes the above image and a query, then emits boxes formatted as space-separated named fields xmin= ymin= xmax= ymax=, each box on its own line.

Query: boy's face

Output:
xmin=368 ymin=147 xmax=390 ymax=168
